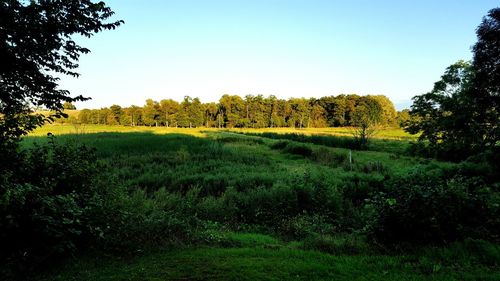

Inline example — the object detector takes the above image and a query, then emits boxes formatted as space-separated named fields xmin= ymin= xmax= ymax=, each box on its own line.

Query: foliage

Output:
xmin=70 ymin=94 xmax=398 ymax=129
xmin=0 ymin=0 xmax=122 ymax=144
xmin=368 ymin=167 xmax=500 ymax=245
xmin=352 ymin=96 xmax=383 ymax=149
xmin=406 ymin=8 xmax=500 ymax=160
xmin=405 ymin=61 xmax=479 ymax=159
xmin=0 ymin=137 xmax=203 ymax=278
xmin=473 ymin=8 xmax=500 ymax=96
xmin=11 ymin=126 xmax=499 ymax=280
xmin=0 ymin=138 xmax=104 ymax=275
xmin=259 ymin=132 xmax=361 ymax=150
xmin=396 ymin=109 xmax=411 ymax=127
xmin=63 ymin=102 xmax=76 ymax=110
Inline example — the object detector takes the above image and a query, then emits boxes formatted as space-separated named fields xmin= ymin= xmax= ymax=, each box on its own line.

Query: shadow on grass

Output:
xmin=230 ymin=131 xmax=410 ymax=154
xmin=23 ymin=132 xmax=213 ymax=156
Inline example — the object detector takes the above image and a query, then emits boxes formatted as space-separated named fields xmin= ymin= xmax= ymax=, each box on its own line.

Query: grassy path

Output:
xmin=44 ymin=245 xmax=499 ymax=281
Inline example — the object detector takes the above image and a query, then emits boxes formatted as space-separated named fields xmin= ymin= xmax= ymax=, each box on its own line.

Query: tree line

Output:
xmin=71 ymin=94 xmax=406 ymax=128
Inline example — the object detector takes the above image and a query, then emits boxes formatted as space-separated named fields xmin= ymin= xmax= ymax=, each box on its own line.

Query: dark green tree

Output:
xmin=188 ymin=97 xmax=205 ymax=127
xmin=0 ymin=0 xmax=122 ymax=147
xmin=352 ymin=96 xmax=383 ymax=149
xmin=406 ymin=61 xmax=474 ymax=149
xmin=406 ymin=8 xmax=500 ymax=160
xmin=473 ymin=8 xmax=500 ymax=96
xmin=219 ymin=95 xmax=245 ymax=128
xmin=471 ymin=8 xmax=500 ymax=151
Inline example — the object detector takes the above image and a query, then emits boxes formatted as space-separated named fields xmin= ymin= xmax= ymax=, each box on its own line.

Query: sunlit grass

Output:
xmin=31 ymin=123 xmax=416 ymax=141
xmin=227 ymin=127 xmax=418 ymax=140
xmin=30 ymin=123 xmax=215 ymax=137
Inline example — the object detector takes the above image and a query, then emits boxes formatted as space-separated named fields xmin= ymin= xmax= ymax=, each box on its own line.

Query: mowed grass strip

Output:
xmin=43 ymin=246 xmax=500 ymax=281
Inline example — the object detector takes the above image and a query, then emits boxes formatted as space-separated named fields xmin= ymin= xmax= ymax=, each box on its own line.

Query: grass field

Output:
xmin=24 ymin=124 xmax=498 ymax=280
xmin=43 ymin=235 xmax=500 ymax=281
xmin=32 ymin=123 xmax=418 ymax=139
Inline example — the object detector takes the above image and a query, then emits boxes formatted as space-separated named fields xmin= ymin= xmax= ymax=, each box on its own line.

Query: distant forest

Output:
xmin=64 ymin=94 xmax=408 ymax=128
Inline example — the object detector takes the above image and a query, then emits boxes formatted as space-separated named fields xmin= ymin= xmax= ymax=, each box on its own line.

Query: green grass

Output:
xmin=42 ymin=236 xmax=499 ymax=281
xmin=30 ymin=123 xmax=215 ymax=137
xmin=32 ymin=123 xmax=416 ymax=140
xmin=24 ymin=131 xmax=446 ymax=196
xmin=24 ymin=124 xmax=495 ymax=280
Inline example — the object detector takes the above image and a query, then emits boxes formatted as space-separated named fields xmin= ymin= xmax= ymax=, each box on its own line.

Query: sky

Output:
xmin=61 ymin=0 xmax=498 ymax=110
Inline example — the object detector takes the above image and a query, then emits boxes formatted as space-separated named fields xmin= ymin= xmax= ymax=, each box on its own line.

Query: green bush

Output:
xmin=269 ymin=140 xmax=290 ymax=150
xmin=270 ymin=140 xmax=313 ymax=157
xmin=368 ymin=169 xmax=500 ymax=245
xmin=0 ymin=138 xmax=106 ymax=274
xmin=360 ymin=161 xmax=387 ymax=174
xmin=0 ymin=138 xmax=200 ymax=277
xmin=253 ymin=132 xmax=361 ymax=150
xmin=311 ymin=147 xmax=347 ymax=166
xmin=99 ymin=188 xmax=198 ymax=251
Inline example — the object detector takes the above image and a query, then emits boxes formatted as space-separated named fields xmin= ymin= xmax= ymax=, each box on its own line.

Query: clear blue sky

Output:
xmin=62 ymin=0 xmax=497 ymax=110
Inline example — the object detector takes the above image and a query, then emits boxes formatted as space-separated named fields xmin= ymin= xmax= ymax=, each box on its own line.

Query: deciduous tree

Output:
xmin=0 ymin=0 xmax=122 ymax=148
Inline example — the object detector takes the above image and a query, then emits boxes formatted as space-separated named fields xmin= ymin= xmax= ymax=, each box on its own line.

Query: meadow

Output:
xmin=3 ymin=2 xmax=499 ymax=280
xmin=18 ymin=124 xmax=498 ymax=280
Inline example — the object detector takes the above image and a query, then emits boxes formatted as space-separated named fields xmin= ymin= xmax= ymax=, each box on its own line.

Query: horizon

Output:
xmin=59 ymin=0 xmax=494 ymax=111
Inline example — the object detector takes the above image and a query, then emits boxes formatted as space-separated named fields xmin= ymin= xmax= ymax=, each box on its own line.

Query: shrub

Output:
xmin=360 ymin=161 xmax=387 ymax=174
xmin=0 ymin=138 xmax=106 ymax=275
xmin=269 ymin=140 xmax=290 ymax=150
xmin=257 ymin=132 xmax=361 ymax=150
xmin=368 ymin=170 xmax=500 ymax=245
xmin=311 ymin=147 xmax=347 ymax=166
xmin=282 ymin=142 xmax=313 ymax=157
xmin=100 ymin=188 xmax=197 ymax=251
xmin=269 ymin=140 xmax=313 ymax=157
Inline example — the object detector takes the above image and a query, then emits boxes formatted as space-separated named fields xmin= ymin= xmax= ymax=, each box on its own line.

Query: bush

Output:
xmin=269 ymin=140 xmax=313 ymax=157
xmin=0 ymin=138 xmax=106 ymax=275
xmin=256 ymin=132 xmax=361 ymax=150
xmin=282 ymin=142 xmax=313 ymax=157
xmin=269 ymin=140 xmax=290 ymax=150
xmin=99 ymin=188 xmax=198 ymax=251
xmin=311 ymin=147 xmax=347 ymax=166
xmin=0 ymin=138 xmax=200 ymax=278
xmin=368 ymin=169 xmax=500 ymax=246
xmin=360 ymin=161 xmax=387 ymax=174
